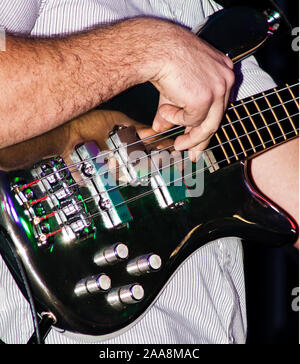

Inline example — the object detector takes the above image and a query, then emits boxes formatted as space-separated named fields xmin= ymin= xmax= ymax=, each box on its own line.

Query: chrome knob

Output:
xmin=107 ymin=284 xmax=144 ymax=308
xmin=74 ymin=274 xmax=111 ymax=297
xmin=127 ymin=254 xmax=162 ymax=275
xmin=94 ymin=243 xmax=129 ymax=266
xmin=119 ymin=284 xmax=144 ymax=304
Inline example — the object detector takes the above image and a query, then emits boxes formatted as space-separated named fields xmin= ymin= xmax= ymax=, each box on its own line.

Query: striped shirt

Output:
xmin=0 ymin=0 xmax=275 ymax=344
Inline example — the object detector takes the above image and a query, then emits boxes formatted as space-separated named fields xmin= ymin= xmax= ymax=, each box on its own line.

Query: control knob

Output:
xmin=94 ymin=243 xmax=129 ymax=266
xmin=74 ymin=274 xmax=111 ymax=297
xmin=127 ymin=254 xmax=162 ymax=275
xmin=107 ymin=284 xmax=144 ymax=308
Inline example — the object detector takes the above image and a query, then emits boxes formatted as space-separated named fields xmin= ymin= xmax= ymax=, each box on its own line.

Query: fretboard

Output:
xmin=207 ymin=82 xmax=299 ymax=170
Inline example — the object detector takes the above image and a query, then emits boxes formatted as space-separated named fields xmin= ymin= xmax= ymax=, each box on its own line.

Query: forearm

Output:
xmin=0 ymin=17 xmax=166 ymax=148
xmin=0 ymin=109 xmax=138 ymax=171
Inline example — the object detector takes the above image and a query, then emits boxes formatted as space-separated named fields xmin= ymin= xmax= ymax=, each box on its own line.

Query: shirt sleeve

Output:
xmin=0 ymin=0 xmax=42 ymax=35
xmin=231 ymin=55 xmax=277 ymax=101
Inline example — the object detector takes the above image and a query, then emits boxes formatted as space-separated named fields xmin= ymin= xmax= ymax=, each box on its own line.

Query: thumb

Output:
xmin=152 ymin=105 xmax=174 ymax=132
xmin=157 ymin=103 xmax=186 ymax=126
xmin=153 ymin=103 xmax=188 ymax=132
xmin=152 ymin=95 xmax=182 ymax=132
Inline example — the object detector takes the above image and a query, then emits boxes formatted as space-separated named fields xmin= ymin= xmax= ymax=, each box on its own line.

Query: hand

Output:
xmin=150 ymin=26 xmax=235 ymax=160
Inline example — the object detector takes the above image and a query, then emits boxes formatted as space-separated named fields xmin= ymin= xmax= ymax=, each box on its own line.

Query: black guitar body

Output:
xmin=0 ymin=159 xmax=297 ymax=338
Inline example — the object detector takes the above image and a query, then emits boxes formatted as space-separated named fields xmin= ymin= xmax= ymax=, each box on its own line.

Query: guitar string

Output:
xmin=68 ymin=95 xmax=298 ymax=175
xmin=25 ymin=82 xmax=299 ymax=184
xmin=33 ymin=111 xmax=299 ymax=208
xmin=226 ymin=82 xmax=299 ymax=111
xmin=55 ymin=83 xmax=300 ymax=176
xmin=73 ymin=113 xmax=300 ymax=201
xmin=76 ymin=129 xmax=299 ymax=227
xmin=35 ymin=84 xmax=300 ymax=184
xmin=34 ymin=98 xmax=299 ymax=196
xmin=36 ymin=127 xmax=298 ymax=237
xmin=32 ymin=114 xmax=298 ymax=227
xmin=65 ymin=93 xmax=297 ymax=173
xmin=28 ymin=92 xmax=299 ymax=192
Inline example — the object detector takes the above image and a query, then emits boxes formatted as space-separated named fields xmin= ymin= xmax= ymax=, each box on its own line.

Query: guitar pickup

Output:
xmin=149 ymin=149 xmax=189 ymax=208
xmin=107 ymin=125 xmax=189 ymax=208
xmin=106 ymin=125 xmax=151 ymax=186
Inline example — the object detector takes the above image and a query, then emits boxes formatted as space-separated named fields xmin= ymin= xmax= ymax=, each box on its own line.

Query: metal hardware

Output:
xmin=107 ymin=284 xmax=144 ymax=309
xmin=265 ymin=10 xmax=281 ymax=30
xmin=72 ymin=141 xmax=132 ymax=230
xmin=81 ymin=162 xmax=95 ymax=177
xmin=127 ymin=254 xmax=162 ymax=275
xmin=119 ymin=284 xmax=144 ymax=304
xmin=27 ymin=312 xmax=57 ymax=344
xmin=11 ymin=156 xmax=96 ymax=247
xmin=106 ymin=125 xmax=150 ymax=186
xmin=74 ymin=274 xmax=111 ymax=297
xmin=94 ymin=243 xmax=129 ymax=266
xmin=107 ymin=125 xmax=188 ymax=208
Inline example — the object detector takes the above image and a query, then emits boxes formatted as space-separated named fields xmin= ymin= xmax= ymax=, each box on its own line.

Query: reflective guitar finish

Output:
xmin=0 ymin=153 xmax=297 ymax=337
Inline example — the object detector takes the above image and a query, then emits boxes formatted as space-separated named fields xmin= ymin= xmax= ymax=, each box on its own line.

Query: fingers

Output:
xmin=159 ymin=58 xmax=234 ymax=159
xmin=151 ymin=30 xmax=235 ymax=156
xmin=152 ymin=107 xmax=174 ymax=132
xmin=174 ymin=92 xmax=224 ymax=148
xmin=173 ymin=70 xmax=234 ymax=162
xmin=154 ymin=77 xmax=234 ymax=155
xmin=158 ymin=102 xmax=210 ymax=128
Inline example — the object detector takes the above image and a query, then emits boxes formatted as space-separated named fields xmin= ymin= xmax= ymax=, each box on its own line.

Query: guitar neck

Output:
xmin=207 ymin=82 xmax=299 ymax=170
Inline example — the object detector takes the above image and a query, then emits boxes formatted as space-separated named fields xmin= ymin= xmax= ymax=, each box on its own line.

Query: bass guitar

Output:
xmin=0 ymin=6 xmax=298 ymax=341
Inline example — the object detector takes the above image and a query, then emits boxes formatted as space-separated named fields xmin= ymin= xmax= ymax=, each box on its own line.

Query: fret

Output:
xmin=226 ymin=107 xmax=254 ymax=155
xmin=250 ymin=96 xmax=276 ymax=145
xmin=207 ymin=132 xmax=233 ymax=170
xmin=237 ymin=94 xmax=275 ymax=152
xmin=263 ymin=88 xmax=295 ymax=140
xmin=253 ymin=92 xmax=286 ymax=145
xmin=240 ymin=99 xmax=267 ymax=149
xmin=230 ymin=103 xmax=257 ymax=153
xmin=220 ymin=126 xmax=239 ymax=160
xmin=214 ymin=132 xmax=231 ymax=164
xmin=206 ymin=82 xmax=299 ymax=174
xmin=270 ymin=85 xmax=298 ymax=138
xmin=262 ymin=91 xmax=287 ymax=140
xmin=225 ymin=113 xmax=247 ymax=157
xmin=202 ymin=150 xmax=220 ymax=173
xmin=286 ymin=83 xmax=299 ymax=109
xmin=273 ymin=88 xmax=298 ymax=135
xmin=255 ymin=92 xmax=287 ymax=145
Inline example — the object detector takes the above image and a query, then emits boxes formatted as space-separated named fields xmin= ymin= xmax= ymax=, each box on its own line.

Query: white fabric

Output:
xmin=0 ymin=0 xmax=276 ymax=344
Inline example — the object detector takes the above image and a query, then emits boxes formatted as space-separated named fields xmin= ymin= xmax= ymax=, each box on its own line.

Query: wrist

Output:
xmin=117 ymin=17 xmax=179 ymax=85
